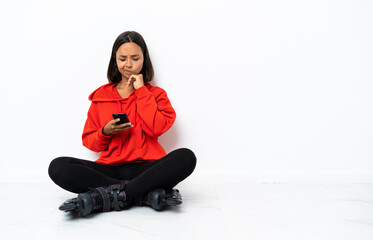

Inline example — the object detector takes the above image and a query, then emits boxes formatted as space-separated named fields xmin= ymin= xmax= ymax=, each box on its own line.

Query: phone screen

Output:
xmin=112 ymin=113 xmax=130 ymax=125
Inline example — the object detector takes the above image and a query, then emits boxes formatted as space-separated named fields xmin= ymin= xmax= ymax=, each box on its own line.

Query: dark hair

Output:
xmin=107 ymin=31 xmax=154 ymax=83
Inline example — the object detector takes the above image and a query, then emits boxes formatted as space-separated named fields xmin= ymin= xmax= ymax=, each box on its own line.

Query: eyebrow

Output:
xmin=119 ymin=54 xmax=140 ymax=57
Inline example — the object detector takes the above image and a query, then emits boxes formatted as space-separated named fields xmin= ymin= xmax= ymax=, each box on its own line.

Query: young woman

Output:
xmin=48 ymin=31 xmax=197 ymax=217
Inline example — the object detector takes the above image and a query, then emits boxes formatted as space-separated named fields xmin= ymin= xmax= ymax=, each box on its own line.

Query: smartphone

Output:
xmin=112 ymin=113 xmax=130 ymax=125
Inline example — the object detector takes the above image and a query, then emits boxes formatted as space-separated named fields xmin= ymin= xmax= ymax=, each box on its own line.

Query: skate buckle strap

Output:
xmin=110 ymin=186 xmax=127 ymax=211
xmin=96 ymin=187 xmax=111 ymax=212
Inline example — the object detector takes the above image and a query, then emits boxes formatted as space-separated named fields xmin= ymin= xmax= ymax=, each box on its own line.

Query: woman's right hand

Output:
xmin=102 ymin=119 xmax=133 ymax=136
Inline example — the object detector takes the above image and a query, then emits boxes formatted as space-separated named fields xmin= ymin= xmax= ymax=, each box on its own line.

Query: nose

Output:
xmin=125 ymin=59 xmax=132 ymax=68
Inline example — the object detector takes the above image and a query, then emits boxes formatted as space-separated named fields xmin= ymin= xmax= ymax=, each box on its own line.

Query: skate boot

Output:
xmin=142 ymin=188 xmax=182 ymax=211
xmin=59 ymin=183 xmax=129 ymax=217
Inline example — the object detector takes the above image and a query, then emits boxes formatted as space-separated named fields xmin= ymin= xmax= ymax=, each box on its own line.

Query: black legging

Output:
xmin=48 ymin=148 xmax=196 ymax=200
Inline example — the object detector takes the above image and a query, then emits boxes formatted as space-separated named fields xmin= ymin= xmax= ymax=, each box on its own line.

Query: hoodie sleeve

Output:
xmin=82 ymin=102 xmax=112 ymax=152
xmin=135 ymin=86 xmax=176 ymax=138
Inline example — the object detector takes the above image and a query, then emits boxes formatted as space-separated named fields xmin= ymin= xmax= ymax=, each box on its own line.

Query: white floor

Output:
xmin=1 ymin=178 xmax=372 ymax=240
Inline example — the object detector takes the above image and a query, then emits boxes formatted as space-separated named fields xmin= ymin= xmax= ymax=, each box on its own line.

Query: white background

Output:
xmin=0 ymin=0 xmax=372 ymax=182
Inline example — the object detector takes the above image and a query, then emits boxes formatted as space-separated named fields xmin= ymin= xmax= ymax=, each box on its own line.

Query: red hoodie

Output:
xmin=82 ymin=82 xmax=176 ymax=165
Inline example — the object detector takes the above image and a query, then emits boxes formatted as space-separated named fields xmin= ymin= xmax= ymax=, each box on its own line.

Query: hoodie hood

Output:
xmin=89 ymin=82 xmax=152 ymax=102
xmin=89 ymin=83 xmax=124 ymax=102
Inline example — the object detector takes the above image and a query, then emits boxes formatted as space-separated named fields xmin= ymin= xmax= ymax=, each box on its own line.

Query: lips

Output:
xmin=124 ymin=70 xmax=131 ymax=74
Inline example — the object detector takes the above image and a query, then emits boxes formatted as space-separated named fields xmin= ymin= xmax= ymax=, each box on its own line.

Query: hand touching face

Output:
xmin=126 ymin=74 xmax=144 ymax=90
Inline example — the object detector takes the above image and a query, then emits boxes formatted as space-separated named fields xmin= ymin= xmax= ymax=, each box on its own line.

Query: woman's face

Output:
xmin=116 ymin=42 xmax=144 ymax=81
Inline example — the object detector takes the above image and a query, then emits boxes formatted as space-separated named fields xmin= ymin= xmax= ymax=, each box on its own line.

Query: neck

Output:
xmin=116 ymin=79 xmax=131 ymax=89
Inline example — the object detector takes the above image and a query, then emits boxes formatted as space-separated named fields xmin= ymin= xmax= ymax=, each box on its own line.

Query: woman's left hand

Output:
xmin=127 ymin=74 xmax=144 ymax=90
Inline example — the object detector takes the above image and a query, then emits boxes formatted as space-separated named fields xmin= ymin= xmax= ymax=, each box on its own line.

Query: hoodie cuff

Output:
xmin=97 ymin=127 xmax=112 ymax=142
xmin=135 ymin=85 xmax=151 ymax=97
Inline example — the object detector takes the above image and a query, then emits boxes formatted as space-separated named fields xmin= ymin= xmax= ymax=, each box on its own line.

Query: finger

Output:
xmin=127 ymin=76 xmax=136 ymax=86
xmin=117 ymin=122 xmax=132 ymax=127
xmin=130 ymin=75 xmax=137 ymax=80
xmin=110 ymin=118 xmax=120 ymax=124
xmin=117 ymin=123 xmax=133 ymax=130
xmin=122 ymin=125 xmax=133 ymax=130
xmin=115 ymin=125 xmax=133 ymax=132
xmin=110 ymin=118 xmax=121 ymax=126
